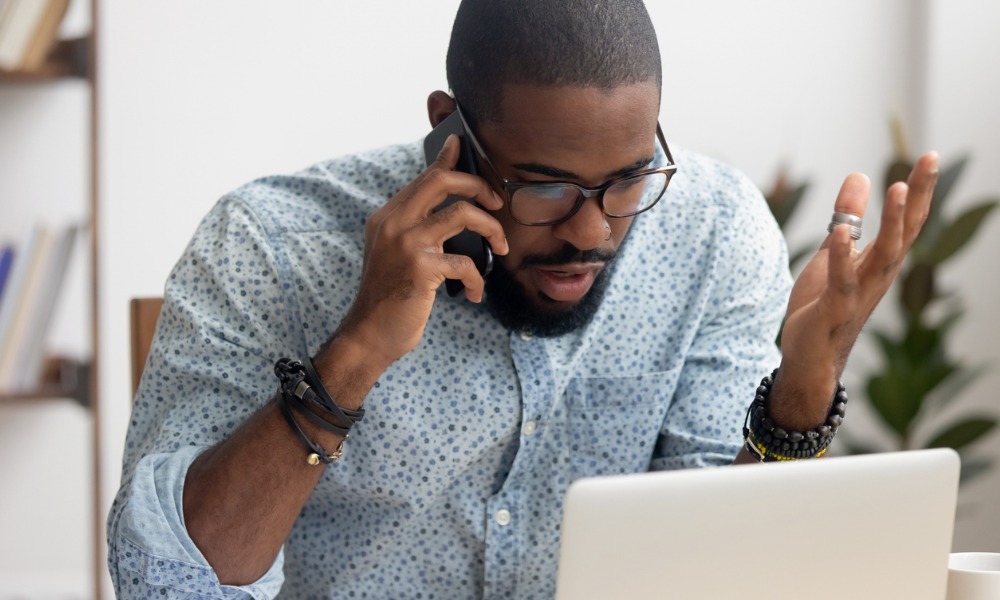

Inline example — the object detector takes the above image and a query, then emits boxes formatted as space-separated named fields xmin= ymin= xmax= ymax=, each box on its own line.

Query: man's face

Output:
xmin=474 ymin=82 xmax=661 ymax=336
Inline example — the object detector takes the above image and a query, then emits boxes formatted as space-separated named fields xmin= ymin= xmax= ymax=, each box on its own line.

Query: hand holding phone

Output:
xmin=334 ymin=115 xmax=506 ymax=370
xmin=423 ymin=111 xmax=494 ymax=296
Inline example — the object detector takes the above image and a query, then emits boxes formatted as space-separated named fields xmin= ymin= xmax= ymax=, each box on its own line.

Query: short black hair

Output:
xmin=446 ymin=0 xmax=661 ymax=127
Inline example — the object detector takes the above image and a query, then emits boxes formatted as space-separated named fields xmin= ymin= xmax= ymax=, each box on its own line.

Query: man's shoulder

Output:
xmin=220 ymin=140 xmax=425 ymax=236
xmin=666 ymin=146 xmax=764 ymax=211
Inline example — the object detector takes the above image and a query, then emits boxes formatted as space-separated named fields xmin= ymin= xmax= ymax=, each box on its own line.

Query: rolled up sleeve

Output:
xmin=110 ymin=446 xmax=285 ymax=599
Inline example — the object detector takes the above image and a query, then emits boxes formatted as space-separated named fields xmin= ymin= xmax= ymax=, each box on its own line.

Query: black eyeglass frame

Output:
xmin=453 ymin=101 xmax=678 ymax=227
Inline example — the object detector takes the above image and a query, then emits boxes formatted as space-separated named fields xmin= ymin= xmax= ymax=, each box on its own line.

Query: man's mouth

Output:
xmin=531 ymin=264 xmax=604 ymax=303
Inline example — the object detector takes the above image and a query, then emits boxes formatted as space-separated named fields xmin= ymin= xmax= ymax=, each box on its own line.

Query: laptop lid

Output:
xmin=555 ymin=448 xmax=960 ymax=600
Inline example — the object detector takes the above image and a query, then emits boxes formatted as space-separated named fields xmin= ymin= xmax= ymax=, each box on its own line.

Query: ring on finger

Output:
xmin=827 ymin=211 xmax=863 ymax=240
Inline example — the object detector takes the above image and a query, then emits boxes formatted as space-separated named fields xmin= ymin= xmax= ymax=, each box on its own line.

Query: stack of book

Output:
xmin=0 ymin=0 xmax=69 ymax=72
xmin=0 ymin=222 xmax=80 ymax=394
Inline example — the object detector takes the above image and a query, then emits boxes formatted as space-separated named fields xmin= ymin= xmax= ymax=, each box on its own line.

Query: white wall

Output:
xmin=4 ymin=0 xmax=997 ymax=597
xmin=921 ymin=0 xmax=1000 ymax=551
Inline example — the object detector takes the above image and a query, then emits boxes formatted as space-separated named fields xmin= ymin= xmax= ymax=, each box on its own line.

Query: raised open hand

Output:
xmin=770 ymin=152 xmax=939 ymax=428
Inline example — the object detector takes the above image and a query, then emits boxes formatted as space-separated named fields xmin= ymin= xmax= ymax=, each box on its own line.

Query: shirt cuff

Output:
xmin=113 ymin=446 xmax=285 ymax=599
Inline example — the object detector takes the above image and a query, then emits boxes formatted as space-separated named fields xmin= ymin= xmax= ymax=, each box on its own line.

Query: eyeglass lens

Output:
xmin=510 ymin=171 xmax=671 ymax=225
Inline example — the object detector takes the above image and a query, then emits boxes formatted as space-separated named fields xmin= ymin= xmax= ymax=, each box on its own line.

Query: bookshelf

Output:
xmin=0 ymin=0 xmax=102 ymax=597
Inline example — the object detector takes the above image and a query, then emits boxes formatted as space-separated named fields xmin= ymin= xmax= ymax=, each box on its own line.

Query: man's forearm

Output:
xmin=182 ymin=333 xmax=384 ymax=585
xmin=766 ymin=358 xmax=839 ymax=431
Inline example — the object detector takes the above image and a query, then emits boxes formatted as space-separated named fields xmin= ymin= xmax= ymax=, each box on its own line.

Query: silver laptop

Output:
xmin=555 ymin=448 xmax=960 ymax=600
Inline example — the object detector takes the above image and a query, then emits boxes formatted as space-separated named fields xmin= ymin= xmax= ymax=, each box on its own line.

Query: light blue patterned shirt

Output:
xmin=108 ymin=140 xmax=790 ymax=599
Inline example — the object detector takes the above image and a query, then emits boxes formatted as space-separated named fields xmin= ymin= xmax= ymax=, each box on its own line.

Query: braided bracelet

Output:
xmin=274 ymin=357 xmax=365 ymax=465
xmin=741 ymin=369 xmax=847 ymax=462
xmin=277 ymin=393 xmax=344 ymax=465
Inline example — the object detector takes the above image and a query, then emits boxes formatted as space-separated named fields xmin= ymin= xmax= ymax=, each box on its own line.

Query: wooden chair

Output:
xmin=130 ymin=297 xmax=164 ymax=396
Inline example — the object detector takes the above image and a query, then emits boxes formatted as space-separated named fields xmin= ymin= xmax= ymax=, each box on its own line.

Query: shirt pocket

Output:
xmin=560 ymin=372 xmax=676 ymax=476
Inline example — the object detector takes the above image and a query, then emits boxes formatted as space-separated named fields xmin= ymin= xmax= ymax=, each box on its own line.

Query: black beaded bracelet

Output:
xmin=741 ymin=369 xmax=848 ymax=462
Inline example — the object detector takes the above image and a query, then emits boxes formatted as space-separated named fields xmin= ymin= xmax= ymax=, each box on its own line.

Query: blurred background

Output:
xmin=0 ymin=1 xmax=997 ymax=597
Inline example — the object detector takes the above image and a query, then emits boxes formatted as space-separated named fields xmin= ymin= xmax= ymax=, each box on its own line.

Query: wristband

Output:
xmin=274 ymin=357 xmax=365 ymax=465
xmin=277 ymin=393 xmax=344 ymax=465
xmin=742 ymin=369 xmax=847 ymax=462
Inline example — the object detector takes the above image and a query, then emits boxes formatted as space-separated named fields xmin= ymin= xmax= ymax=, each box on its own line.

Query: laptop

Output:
xmin=555 ymin=448 xmax=960 ymax=599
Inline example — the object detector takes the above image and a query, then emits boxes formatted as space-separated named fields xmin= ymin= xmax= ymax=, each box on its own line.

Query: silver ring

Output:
xmin=827 ymin=211 xmax=862 ymax=240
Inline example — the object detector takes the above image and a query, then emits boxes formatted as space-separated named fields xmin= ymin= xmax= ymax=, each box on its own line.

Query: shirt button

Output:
xmin=495 ymin=509 xmax=512 ymax=526
xmin=522 ymin=420 xmax=537 ymax=436
xmin=519 ymin=331 xmax=533 ymax=341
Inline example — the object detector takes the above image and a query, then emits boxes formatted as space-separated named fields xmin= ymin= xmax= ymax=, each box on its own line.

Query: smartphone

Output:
xmin=423 ymin=111 xmax=494 ymax=297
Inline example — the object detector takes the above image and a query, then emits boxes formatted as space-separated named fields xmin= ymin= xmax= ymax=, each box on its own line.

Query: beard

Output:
xmin=482 ymin=241 xmax=623 ymax=338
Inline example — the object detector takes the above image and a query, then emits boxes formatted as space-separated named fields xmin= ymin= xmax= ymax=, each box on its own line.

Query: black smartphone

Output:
xmin=423 ymin=111 xmax=494 ymax=297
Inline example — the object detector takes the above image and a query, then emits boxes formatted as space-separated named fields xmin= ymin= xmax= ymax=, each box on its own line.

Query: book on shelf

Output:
xmin=0 ymin=224 xmax=47 ymax=370
xmin=0 ymin=0 xmax=70 ymax=73
xmin=0 ymin=222 xmax=81 ymax=394
xmin=0 ymin=244 xmax=14 ymax=300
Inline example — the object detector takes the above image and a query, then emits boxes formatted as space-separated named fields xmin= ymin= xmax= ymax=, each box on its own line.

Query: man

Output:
xmin=107 ymin=0 xmax=937 ymax=598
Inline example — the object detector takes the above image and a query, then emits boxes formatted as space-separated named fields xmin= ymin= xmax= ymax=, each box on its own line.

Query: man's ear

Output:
xmin=427 ymin=90 xmax=457 ymax=128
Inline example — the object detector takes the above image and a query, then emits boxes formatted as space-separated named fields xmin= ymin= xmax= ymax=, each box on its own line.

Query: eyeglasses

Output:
xmin=454 ymin=102 xmax=677 ymax=226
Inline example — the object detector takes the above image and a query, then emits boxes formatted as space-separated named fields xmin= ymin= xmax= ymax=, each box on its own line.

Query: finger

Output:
xmin=424 ymin=252 xmax=486 ymax=303
xmin=821 ymin=173 xmax=870 ymax=249
xmin=415 ymin=134 xmax=504 ymax=212
xmin=860 ymin=181 xmax=907 ymax=284
xmin=410 ymin=166 xmax=505 ymax=216
xmin=420 ymin=200 xmax=509 ymax=255
xmin=827 ymin=222 xmax=859 ymax=303
xmin=380 ymin=134 xmax=506 ymax=219
xmin=902 ymin=151 xmax=939 ymax=245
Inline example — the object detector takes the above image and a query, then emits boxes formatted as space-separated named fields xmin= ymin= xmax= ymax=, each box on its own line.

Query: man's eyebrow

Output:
xmin=511 ymin=155 xmax=655 ymax=182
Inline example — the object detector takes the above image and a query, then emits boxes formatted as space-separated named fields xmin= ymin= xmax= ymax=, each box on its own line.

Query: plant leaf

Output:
xmin=901 ymin=320 xmax=948 ymax=366
xmin=765 ymin=176 xmax=809 ymax=230
xmin=867 ymin=361 xmax=956 ymax=437
xmin=900 ymin=263 xmax=936 ymax=319
xmin=884 ymin=160 xmax=913 ymax=194
xmin=930 ymin=200 xmax=999 ymax=265
xmin=926 ymin=418 xmax=998 ymax=451
xmin=930 ymin=155 xmax=970 ymax=219
xmin=870 ymin=329 xmax=905 ymax=371
xmin=867 ymin=372 xmax=916 ymax=436
xmin=914 ymin=155 xmax=970 ymax=253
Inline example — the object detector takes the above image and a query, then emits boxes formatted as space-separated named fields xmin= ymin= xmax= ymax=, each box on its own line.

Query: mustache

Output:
xmin=515 ymin=243 xmax=617 ymax=269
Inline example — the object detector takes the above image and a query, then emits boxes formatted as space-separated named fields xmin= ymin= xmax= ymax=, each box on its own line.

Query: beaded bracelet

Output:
xmin=274 ymin=357 xmax=366 ymax=465
xmin=741 ymin=369 xmax=848 ymax=463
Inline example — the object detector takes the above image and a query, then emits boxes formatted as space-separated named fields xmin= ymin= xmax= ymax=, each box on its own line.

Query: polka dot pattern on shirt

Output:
xmin=109 ymin=140 xmax=791 ymax=599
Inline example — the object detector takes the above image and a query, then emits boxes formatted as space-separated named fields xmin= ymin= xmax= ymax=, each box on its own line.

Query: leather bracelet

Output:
xmin=301 ymin=357 xmax=365 ymax=425
xmin=274 ymin=357 xmax=364 ymax=465
xmin=741 ymin=369 xmax=847 ymax=463
xmin=277 ymin=393 xmax=343 ymax=465
xmin=285 ymin=390 xmax=352 ymax=437
xmin=275 ymin=358 xmax=364 ymax=429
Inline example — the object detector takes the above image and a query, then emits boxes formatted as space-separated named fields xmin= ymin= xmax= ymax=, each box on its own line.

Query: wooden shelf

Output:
xmin=0 ymin=358 xmax=90 ymax=407
xmin=0 ymin=5 xmax=102 ymax=596
xmin=0 ymin=37 xmax=89 ymax=82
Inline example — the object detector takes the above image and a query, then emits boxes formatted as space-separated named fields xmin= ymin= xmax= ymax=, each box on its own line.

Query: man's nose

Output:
xmin=551 ymin=196 xmax=610 ymax=251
